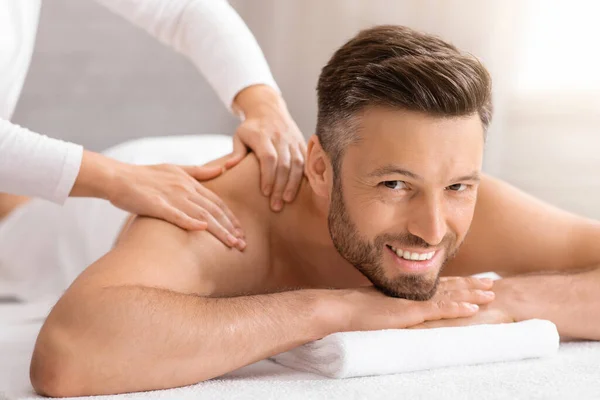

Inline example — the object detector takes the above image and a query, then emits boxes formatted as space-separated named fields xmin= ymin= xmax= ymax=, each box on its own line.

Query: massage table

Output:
xmin=2 ymin=301 xmax=600 ymax=400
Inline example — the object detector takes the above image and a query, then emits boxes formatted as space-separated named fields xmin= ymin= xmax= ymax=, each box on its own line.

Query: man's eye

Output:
xmin=382 ymin=181 xmax=407 ymax=190
xmin=447 ymin=183 xmax=468 ymax=192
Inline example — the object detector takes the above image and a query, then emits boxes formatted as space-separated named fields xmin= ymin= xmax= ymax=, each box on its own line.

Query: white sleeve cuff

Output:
xmin=0 ymin=119 xmax=83 ymax=204
xmin=51 ymin=140 xmax=83 ymax=204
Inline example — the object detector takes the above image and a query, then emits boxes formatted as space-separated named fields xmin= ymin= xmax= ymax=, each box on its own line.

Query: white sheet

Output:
xmin=2 ymin=302 xmax=600 ymax=400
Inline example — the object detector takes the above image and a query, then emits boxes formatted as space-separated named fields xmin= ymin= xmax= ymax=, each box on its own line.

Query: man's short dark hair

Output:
xmin=316 ymin=25 xmax=493 ymax=171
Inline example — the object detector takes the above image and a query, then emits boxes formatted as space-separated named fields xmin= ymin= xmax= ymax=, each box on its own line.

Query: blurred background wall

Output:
xmin=12 ymin=0 xmax=600 ymax=218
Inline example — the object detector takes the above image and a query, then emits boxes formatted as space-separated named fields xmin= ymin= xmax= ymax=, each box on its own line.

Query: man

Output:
xmin=30 ymin=25 xmax=600 ymax=397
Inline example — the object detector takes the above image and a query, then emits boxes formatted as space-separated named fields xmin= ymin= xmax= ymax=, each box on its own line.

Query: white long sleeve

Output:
xmin=0 ymin=1 xmax=81 ymax=204
xmin=0 ymin=0 xmax=275 ymax=204
xmin=0 ymin=119 xmax=83 ymax=203
xmin=94 ymin=0 xmax=281 ymax=110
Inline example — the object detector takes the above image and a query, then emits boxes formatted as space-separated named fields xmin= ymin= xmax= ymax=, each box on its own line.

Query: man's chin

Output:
xmin=371 ymin=271 xmax=440 ymax=300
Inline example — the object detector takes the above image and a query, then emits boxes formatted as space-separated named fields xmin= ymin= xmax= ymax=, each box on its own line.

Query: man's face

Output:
xmin=327 ymin=108 xmax=484 ymax=300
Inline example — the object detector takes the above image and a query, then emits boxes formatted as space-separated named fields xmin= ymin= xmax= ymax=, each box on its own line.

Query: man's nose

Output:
xmin=406 ymin=193 xmax=447 ymax=246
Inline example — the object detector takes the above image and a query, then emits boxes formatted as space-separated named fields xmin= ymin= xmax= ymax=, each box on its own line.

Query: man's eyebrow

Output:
xmin=367 ymin=165 xmax=423 ymax=180
xmin=450 ymin=172 xmax=481 ymax=183
xmin=367 ymin=165 xmax=481 ymax=183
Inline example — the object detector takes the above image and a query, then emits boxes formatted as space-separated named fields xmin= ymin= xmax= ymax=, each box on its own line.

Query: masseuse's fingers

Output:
xmin=180 ymin=165 xmax=225 ymax=181
xmin=223 ymin=136 xmax=249 ymax=170
xmin=186 ymin=201 xmax=245 ymax=250
xmin=180 ymin=165 xmax=244 ymax=238
xmin=282 ymin=146 xmax=305 ymax=203
xmin=269 ymin=140 xmax=292 ymax=211
xmin=109 ymin=163 xmax=244 ymax=249
xmin=191 ymin=189 xmax=242 ymax=241
xmin=252 ymin=134 xmax=279 ymax=197
xmin=232 ymin=110 xmax=307 ymax=210
xmin=194 ymin=184 xmax=244 ymax=237
xmin=161 ymin=202 xmax=209 ymax=231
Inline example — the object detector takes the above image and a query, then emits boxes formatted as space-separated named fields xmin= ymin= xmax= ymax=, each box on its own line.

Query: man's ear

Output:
xmin=305 ymin=135 xmax=333 ymax=199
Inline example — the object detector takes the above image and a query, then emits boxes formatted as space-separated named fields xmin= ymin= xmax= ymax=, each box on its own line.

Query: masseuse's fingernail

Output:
xmin=482 ymin=291 xmax=495 ymax=298
xmin=272 ymin=199 xmax=282 ymax=211
xmin=480 ymin=278 xmax=494 ymax=285
xmin=235 ymin=229 xmax=244 ymax=238
xmin=263 ymin=185 xmax=272 ymax=196
xmin=284 ymin=191 xmax=294 ymax=202
xmin=227 ymin=234 xmax=238 ymax=246
xmin=465 ymin=303 xmax=479 ymax=311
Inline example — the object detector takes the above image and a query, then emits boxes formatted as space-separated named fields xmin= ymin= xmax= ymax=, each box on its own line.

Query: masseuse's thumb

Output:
xmin=224 ymin=135 xmax=248 ymax=169
xmin=181 ymin=165 xmax=224 ymax=182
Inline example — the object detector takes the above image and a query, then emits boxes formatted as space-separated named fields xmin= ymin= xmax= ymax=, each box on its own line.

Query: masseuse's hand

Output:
xmin=225 ymin=85 xmax=307 ymax=212
xmin=71 ymin=151 xmax=245 ymax=250
xmin=334 ymin=276 xmax=496 ymax=332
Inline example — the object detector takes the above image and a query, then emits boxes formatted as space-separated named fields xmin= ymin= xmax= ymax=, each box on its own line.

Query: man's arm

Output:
xmin=29 ymin=217 xmax=326 ymax=396
xmin=434 ymin=175 xmax=600 ymax=338
xmin=495 ymin=267 xmax=600 ymax=340
xmin=30 ymin=217 xmax=486 ymax=397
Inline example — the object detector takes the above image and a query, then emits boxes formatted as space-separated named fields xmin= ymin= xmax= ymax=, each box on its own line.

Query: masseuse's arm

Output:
xmin=30 ymin=217 xmax=491 ymax=397
xmin=95 ymin=0 xmax=307 ymax=211
xmin=0 ymin=119 xmax=244 ymax=248
xmin=415 ymin=175 xmax=600 ymax=340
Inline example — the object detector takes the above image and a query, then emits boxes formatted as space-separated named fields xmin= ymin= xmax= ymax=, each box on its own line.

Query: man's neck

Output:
xmin=270 ymin=178 xmax=370 ymax=289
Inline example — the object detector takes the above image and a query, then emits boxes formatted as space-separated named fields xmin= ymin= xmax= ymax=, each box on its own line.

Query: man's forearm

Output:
xmin=501 ymin=266 xmax=600 ymax=340
xmin=31 ymin=286 xmax=336 ymax=397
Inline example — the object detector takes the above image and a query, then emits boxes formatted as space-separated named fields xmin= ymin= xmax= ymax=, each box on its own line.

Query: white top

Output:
xmin=0 ymin=0 xmax=279 ymax=204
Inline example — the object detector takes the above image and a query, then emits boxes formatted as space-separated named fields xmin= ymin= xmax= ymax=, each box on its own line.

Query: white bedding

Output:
xmin=2 ymin=302 xmax=600 ymax=400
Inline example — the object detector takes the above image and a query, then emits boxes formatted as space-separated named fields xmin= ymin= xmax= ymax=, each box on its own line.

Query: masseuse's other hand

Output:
xmin=108 ymin=163 xmax=245 ymax=250
xmin=225 ymin=85 xmax=307 ymax=212
xmin=333 ymin=276 xmax=495 ymax=333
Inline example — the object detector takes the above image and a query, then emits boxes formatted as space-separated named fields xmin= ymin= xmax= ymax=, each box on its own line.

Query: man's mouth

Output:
xmin=386 ymin=244 xmax=435 ymax=261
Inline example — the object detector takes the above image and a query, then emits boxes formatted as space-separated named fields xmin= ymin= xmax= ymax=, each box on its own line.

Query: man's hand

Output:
xmin=408 ymin=278 xmax=516 ymax=329
xmin=226 ymin=85 xmax=307 ymax=212
xmin=71 ymin=151 xmax=245 ymax=250
xmin=332 ymin=277 xmax=496 ymax=333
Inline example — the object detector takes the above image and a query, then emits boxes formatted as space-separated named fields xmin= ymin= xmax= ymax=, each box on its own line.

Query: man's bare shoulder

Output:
xmin=204 ymin=153 xmax=271 ymax=217
xmin=75 ymin=154 xmax=275 ymax=298
xmin=444 ymin=174 xmax=600 ymax=276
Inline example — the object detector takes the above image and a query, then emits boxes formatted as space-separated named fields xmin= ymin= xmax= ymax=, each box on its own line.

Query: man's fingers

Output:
xmin=269 ymin=141 xmax=291 ymax=211
xmin=282 ymin=146 xmax=305 ymax=203
xmin=408 ymin=318 xmax=468 ymax=330
xmin=422 ymin=300 xmax=479 ymax=322
xmin=434 ymin=288 xmax=495 ymax=305
xmin=438 ymin=276 xmax=494 ymax=291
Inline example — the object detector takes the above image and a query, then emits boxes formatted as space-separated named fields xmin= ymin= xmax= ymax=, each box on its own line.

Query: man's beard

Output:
xmin=327 ymin=177 xmax=459 ymax=300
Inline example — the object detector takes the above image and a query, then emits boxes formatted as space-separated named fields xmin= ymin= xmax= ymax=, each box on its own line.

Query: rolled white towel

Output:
xmin=272 ymin=319 xmax=559 ymax=378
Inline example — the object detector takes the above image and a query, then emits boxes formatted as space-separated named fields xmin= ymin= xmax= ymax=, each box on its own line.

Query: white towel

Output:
xmin=272 ymin=319 xmax=559 ymax=378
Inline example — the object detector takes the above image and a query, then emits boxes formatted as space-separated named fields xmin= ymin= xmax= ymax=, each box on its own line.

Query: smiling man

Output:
xmin=30 ymin=25 xmax=600 ymax=397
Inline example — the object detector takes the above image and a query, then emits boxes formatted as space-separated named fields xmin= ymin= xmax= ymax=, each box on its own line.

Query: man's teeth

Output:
xmin=390 ymin=246 xmax=435 ymax=261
